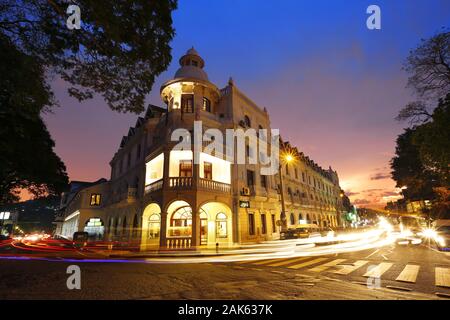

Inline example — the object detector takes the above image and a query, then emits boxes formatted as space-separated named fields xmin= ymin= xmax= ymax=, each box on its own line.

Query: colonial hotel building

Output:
xmin=55 ymin=48 xmax=345 ymax=250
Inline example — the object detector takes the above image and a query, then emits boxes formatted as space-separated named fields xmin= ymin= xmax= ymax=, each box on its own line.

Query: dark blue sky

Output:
xmin=43 ymin=0 xmax=450 ymax=207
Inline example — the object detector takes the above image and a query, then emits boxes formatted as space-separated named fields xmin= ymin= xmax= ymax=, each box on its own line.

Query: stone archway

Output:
xmin=83 ymin=217 xmax=104 ymax=240
xmin=165 ymin=200 xmax=193 ymax=249
xmin=140 ymin=203 xmax=162 ymax=251
xmin=198 ymin=202 xmax=233 ymax=248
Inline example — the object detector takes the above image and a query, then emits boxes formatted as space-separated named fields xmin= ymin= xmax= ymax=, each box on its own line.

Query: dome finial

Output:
xmin=174 ymin=47 xmax=208 ymax=80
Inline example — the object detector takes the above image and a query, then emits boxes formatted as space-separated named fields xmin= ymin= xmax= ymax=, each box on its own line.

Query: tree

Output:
xmin=397 ymin=30 xmax=449 ymax=125
xmin=0 ymin=0 xmax=177 ymax=113
xmin=404 ymin=29 xmax=450 ymax=101
xmin=0 ymin=1 xmax=177 ymax=203
xmin=391 ymin=31 xmax=450 ymax=215
xmin=390 ymin=129 xmax=437 ymax=201
xmin=0 ymin=35 xmax=68 ymax=204
xmin=412 ymin=94 xmax=450 ymax=186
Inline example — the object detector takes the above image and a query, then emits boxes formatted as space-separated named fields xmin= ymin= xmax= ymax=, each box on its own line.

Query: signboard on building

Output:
xmin=239 ymin=201 xmax=250 ymax=208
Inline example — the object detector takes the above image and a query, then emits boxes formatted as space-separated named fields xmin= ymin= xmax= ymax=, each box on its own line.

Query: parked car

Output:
xmin=280 ymin=224 xmax=320 ymax=240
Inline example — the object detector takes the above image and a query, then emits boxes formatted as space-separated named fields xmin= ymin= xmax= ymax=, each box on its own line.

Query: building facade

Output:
xmin=56 ymin=48 xmax=345 ymax=250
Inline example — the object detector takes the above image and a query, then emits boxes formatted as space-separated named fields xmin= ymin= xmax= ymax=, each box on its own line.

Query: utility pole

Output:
xmin=278 ymin=162 xmax=287 ymax=232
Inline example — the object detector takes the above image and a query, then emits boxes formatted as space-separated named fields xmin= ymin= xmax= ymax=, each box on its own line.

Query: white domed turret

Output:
xmin=173 ymin=47 xmax=209 ymax=81
xmin=160 ymin=47 xmax=220 ymax=113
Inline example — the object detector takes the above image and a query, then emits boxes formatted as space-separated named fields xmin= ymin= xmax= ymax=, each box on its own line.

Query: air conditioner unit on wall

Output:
xmin=241 ymin=187 xmax=251 ymax=196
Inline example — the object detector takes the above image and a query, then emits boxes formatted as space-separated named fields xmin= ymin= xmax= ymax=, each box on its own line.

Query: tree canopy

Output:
xmin=391 ymin=30 xmax=449 ymax=215
xmin=0 ymin=0 xmax=177 ymax=113
xmin=0 ymin=1 xmax=177 ymax=204
xmin=0 ymin=34 xmax=68 ymax=204
xmin=397 ymin=30 xmax=449 ymax=125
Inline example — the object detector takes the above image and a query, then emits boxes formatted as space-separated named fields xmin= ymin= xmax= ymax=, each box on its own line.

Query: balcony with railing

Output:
xmin=144 ymin=176 xmax=231 ymax=195
xmin=169 ymin=176 xmax=193 ymax=189
xmin=198 ymin=178 xmax=231 ymax=194
xmin=166 ymin=237 xmax=192 ymax=249
xmin=144 ymin=179 xmax=163 ymax=194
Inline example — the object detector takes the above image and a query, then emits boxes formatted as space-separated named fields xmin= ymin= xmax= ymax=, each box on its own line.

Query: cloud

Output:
xmin=381 ymin=191 xmax=399 ymax=197
xmin=353 ymin=199 xmax=371 ymax=205
xmin=345 ymin=191 xmax=360 ymax=196
xmin=370 ymin=172 xmax=391 ymax=180
xmin=361 ymin=188 xmax=383 ymax=193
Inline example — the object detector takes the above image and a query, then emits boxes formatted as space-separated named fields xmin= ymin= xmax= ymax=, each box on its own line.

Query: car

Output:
xmin=72 ymin=231 xmax=89 ymax=249
xmin=280 ymin=224 xmax=321 ymax=240
xmin=0 ymin=234 xmax=11 ymax=241
xmin=435 ymin=225 xmax=450 ymax=251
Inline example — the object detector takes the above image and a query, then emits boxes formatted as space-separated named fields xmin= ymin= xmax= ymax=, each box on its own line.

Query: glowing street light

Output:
xmin=278 ymin=145 xmax=298 ymax=232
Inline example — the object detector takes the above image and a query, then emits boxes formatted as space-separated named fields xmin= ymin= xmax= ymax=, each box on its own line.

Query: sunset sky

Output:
xmin=41 ymin=0 xmax=450 ymax=208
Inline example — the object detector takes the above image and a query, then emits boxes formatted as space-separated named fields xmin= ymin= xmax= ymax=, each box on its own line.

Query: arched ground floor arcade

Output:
xmin=140 ymin=199 xmax=234 ymax=251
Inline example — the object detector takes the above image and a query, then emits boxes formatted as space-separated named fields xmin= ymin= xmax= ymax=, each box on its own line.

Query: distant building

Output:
xmin=56 ymin=48 xmax=345 ymax=249
xmin=0 ymin=210 xmax=19 ymax=237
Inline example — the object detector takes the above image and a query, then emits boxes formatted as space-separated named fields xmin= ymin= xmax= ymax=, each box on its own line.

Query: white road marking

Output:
xmin=333 ymin=260 xmax=369 ymax=275
xmin=365 ymin=249 xmax=380 ymax=259
xmin=248 ymin=258 xmax=283 ymax=265
xmin=396 ymin=265 xmax=420 ymax=283
xmin=288 ymin=257 xmax=328 ymax=270
xmin=309 ymin=259 xmax=347 ymax=272
xmin=266 ymin=256 xmax=310 ymax=267
xmin=363 ymin=262 xmax=393 ymax=278
xmin=435 ymin=267 xmax=450 ymax=288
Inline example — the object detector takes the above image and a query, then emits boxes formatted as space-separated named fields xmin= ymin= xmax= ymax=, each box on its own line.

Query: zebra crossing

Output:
xmin=231 ymin=256 xmax=450 ymax=289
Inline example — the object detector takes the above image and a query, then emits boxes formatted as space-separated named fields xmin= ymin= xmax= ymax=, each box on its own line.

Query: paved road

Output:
xmin=221 ymin=243 xmax=450 ymax=298
xmin=0 ymin=242 xmax=448 ymax=299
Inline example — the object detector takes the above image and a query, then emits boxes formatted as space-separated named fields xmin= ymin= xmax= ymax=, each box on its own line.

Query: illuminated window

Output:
xmin=84 ymin=218 xmax=104 ymax=239
xmin=90 ymin=194 xmax=101 ymax=206
xmin=200 ymin=210 xmax=208 ymax=245
xmin=216 ymin=212 xmax=227 ymax=238
xmin=171 ymin=207 xmax=192 ymax=227
xmin=169 ymin=206 xmax=192 ymax=237
xmin=261 ymin=214 xmax=267 ymax=234
xmin=203 ymin=162 xmax=212 ymax=180
xmin=203 ymin=97 xmax=211 ymax=112
xmin=145 ymin=153 xmax=164 ymax=185
xmin=148 ymin=214 xmax=160 ymax=239
xmin=0 ymin=212 xmax=10 ymax=220
xmin=181 ymin=94 xmax=194 ymax=113
xmin=179 ymin=160 xmax=193 ymax=177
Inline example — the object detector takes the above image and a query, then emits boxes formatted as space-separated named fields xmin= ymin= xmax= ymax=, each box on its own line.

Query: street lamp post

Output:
xmin=279 ymin=162 xmax=287 ymax=232
xmin=278 ymin=153 xmax=294 ymax=232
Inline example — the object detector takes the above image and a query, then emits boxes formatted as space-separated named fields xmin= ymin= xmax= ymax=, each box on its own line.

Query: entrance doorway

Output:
xmin=200 ymin=210 xmax=208 ymax=245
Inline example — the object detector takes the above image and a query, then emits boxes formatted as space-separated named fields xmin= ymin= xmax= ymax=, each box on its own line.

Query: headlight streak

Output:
xmin=0 ymin=228 xmax=398 ymax=265
xmin=1 ymin=220 xmax=406 ymax=265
